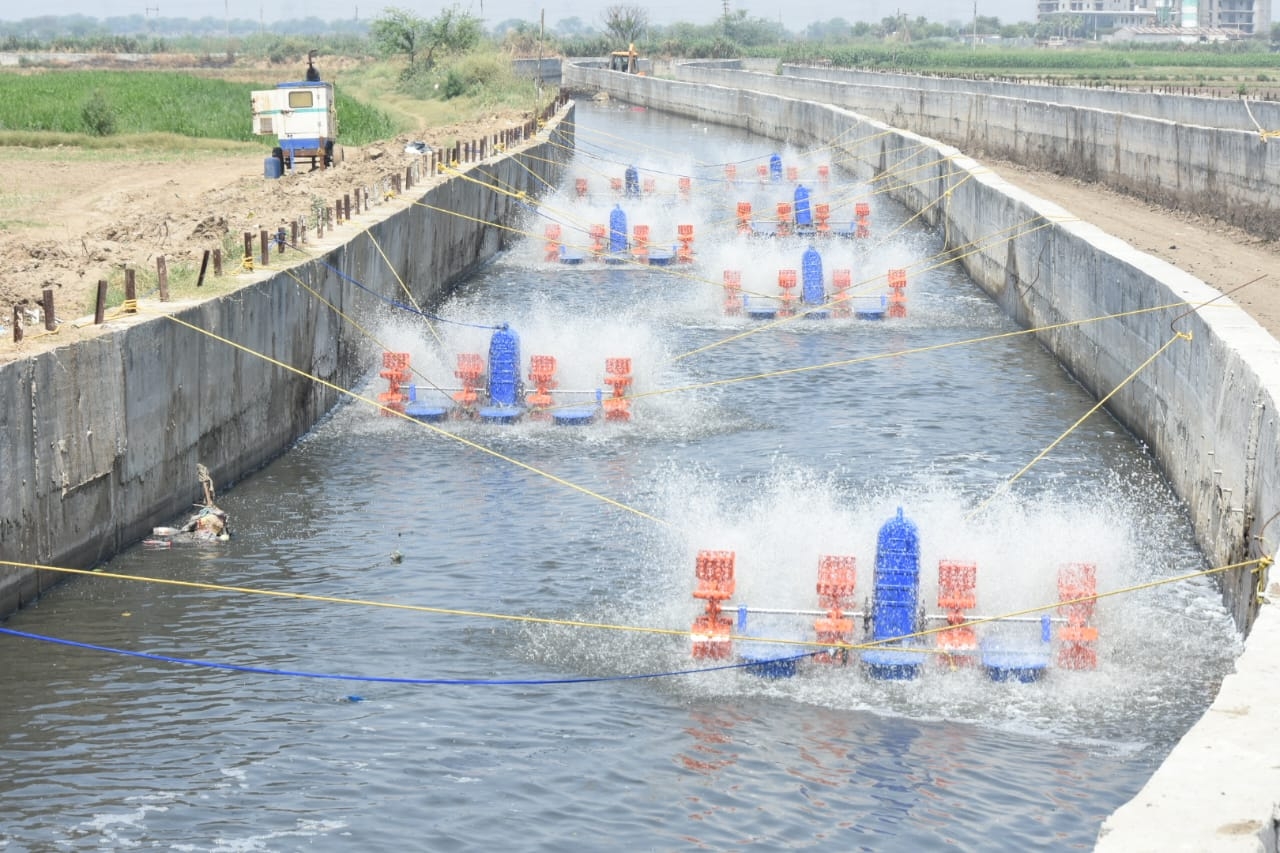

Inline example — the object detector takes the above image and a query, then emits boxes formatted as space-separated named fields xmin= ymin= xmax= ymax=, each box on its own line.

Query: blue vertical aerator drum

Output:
xmin=609 ymin=205 xmax=628 ymax=255
xmin=479 ymin=324 xmax=522 ymax=423
xmin=794 ymin=185 xmax=812 ymax=228
xmin=863 ymin=507 xmax=924 ymax=680
xmin=801 ymin=246 xmax=825 ymax=306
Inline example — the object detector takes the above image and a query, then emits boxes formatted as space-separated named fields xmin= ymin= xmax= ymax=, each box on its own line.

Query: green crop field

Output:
xmin=0 ymin=70 xmax=398 ymax=145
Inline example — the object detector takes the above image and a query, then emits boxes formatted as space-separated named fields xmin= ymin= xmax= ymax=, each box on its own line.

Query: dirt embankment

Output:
xmin=0 ymin=108 xmax=531 ymax=362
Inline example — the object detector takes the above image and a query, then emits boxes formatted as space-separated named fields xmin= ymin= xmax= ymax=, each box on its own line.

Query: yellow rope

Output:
xmin=1 ymin=554 xmax=1267 ymax=652
xmin=637 ymin=301 xmax=1191 ymax=403
xmin=667 ymin=216 xmax=1059 ymax=364
xmin=739 ymin=556 xmax=1273 ymax=653
xmin=362 ymin=227 xmax=443 ymax=348
xmin=968 ymin=330 xmax=1192 ymax=521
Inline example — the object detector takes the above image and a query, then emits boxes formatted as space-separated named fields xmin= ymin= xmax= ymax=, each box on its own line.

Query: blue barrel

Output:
xmin=794 ymin=185 xmax=812 ymax=226
xmin=486 ymin=325 xmax=521 ymax=406
xmin=609 ymin=205 xmax=628 ymax=253
xmin=872 ymin=507 xmax=920 ymax=644
xmin=769 ymin=153 xmax=782 ymax=182
xmin=264 ymin=156 xmax=283 ymax=179
xmin=801 ymin=246 xmax=824 ymax=304
xmin=624 ymin=165 xmax=640 ymax=197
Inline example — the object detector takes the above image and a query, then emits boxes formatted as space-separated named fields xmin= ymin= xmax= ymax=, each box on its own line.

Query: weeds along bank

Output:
xmin=0 ymin=102 xmax=574 ymax=617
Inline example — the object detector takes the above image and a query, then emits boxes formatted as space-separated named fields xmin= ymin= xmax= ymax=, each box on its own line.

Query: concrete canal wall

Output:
xmin=667 ymin=61 xmax=1280 ymax=242
xmin=0 ymin=103 xmax=574 ymax=618
xmin=563 ymin=62 xmax=1280 ymax=850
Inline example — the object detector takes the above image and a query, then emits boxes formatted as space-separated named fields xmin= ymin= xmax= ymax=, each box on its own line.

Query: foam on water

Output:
xmin=516 ymin=463 xmax=1238 ymax=751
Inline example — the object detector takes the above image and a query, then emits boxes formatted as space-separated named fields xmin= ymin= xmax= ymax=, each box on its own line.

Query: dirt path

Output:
xmin=983 ymin=159 xmax=1280 ymax=333
xmin=2 ymin=129 xmax=1278 ymax=364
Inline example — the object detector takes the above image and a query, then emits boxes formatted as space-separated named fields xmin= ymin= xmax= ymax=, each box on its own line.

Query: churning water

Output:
xmin=0 ymin=101 xmax=1239 ymax=850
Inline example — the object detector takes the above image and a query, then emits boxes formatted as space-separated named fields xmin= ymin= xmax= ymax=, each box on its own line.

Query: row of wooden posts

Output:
xmin=9 ymin=91 xmax=571 ymax=343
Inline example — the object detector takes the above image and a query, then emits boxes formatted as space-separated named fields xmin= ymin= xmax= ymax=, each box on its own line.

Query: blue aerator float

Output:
xmin=729 ymin=249 xmax=907 ymax=321
xmin=688 ymin=508 xmax=1100 ymax=683
xmin=375 ymin=325 xmax=635 ymax=426
xmin=544 ymin=205 xmax=695 ymax=267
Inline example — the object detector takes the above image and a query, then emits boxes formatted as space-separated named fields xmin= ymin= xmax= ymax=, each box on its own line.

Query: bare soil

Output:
xmin=2 ymin=118 xmax=1279 ymax=364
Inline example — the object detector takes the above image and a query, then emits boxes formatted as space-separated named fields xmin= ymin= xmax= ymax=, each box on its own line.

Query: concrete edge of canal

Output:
xmin=559 ymin=60 xmax=1280 ymax=851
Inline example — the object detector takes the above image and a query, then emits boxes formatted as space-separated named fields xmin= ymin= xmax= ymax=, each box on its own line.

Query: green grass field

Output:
xmin=0 ymin=69 xmax=398 ymax=146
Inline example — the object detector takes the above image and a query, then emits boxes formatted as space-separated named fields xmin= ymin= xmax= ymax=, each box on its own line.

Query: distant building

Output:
xmin=1037 ymin=0 xmax=1269 ymax=35
xmin=1105 ymin=23 xmax=1248 ymax=40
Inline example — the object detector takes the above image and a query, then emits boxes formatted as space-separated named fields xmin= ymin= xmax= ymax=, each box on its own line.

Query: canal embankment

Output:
xmin=0 ymin=101 xmax=574 ymax=618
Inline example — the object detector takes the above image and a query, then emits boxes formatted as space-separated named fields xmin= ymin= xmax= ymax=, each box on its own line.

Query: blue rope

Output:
xmin=0 ymin=626 xmax=817 ymax=686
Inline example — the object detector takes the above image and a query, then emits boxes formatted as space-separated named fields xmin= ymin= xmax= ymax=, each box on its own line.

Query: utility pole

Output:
xmin=973 ymin=1 xmax=978 ymax=49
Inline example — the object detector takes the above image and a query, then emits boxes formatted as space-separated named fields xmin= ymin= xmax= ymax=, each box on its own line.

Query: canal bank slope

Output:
xmin=0 ymin=101 xmax=574 ymax=617
xmin=561 ymin=63 xmax=1280 ymax=850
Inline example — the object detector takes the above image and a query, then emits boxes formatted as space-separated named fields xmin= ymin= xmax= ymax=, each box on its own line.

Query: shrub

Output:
xmin=81 ymin=89 xmax=116 ymax=136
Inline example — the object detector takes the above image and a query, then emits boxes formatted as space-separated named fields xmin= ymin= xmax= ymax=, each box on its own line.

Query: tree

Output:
xmin=371 ymin=5 xmax=480 ymax=70
xmin=371 ymin=7 xmax=429 ymax=67
xmin=603 ymin=4 xmax=647 ymax=45
xmin=422 ymin=6 xmax=481 ymax=68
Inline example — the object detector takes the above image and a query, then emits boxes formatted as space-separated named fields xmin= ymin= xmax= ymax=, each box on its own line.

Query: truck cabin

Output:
xmin=609 ymin=44 xmax=640 ymax=74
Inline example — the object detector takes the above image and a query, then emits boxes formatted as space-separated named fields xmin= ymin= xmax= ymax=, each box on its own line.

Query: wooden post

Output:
xmin=291 ymin=220 xmax=298 ymax=249
xmin=95 ymin=280 xmax=107 ymax=324
xmin=300 ymin=219 xmax=308 ymax=244
xmin=335 ymin=196 xmax=344 ymax=224
xmin=213 ymin=247 xmax=223 ymax=276
xmin=196 ymin=249 xmax=210 ymax=287
xmin=156 ymin=255 xmax=169 ymax=302
xmin=12 ymin=305 xmax=20 ymax=343
xmin=259 ymin=229 xmax=269 ymax=267
xmin=124 ymin=267 xmax=136 ymax=305
xmin=42 ymin=289 xmax=55 ymax=331
xmin=392 ymin=174 xmax=401 ymax=194
xmin=353 ymin=187 xmax=361 ymax=212
xmin=243 ymin=232 xmax=253 ymax=265
xmin=344 ymin=193 xmax=351 ymax=220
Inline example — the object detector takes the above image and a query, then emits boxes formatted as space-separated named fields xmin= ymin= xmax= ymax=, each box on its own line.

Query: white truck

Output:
xmin=251 ymin=53 xmax=339 ymax=173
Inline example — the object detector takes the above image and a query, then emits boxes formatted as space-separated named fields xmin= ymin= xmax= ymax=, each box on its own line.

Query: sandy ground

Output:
xmin=2 ymin=116 xmax=1279 ymax=364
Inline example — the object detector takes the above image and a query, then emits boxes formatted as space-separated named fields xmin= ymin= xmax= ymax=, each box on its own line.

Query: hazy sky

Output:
xmin=8 ymin=0 xmax=1034 ymax=29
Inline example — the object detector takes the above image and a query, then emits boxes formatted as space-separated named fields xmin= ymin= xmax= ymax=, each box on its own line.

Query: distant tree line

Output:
xmin=1 ymin=5 xmax=1275 ymax=59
